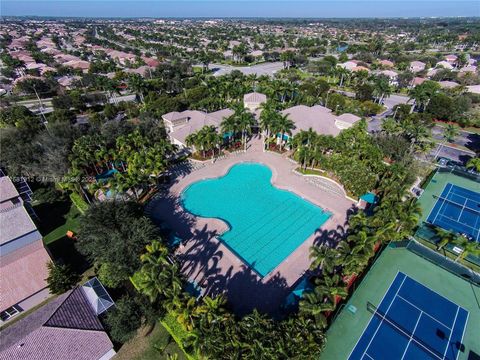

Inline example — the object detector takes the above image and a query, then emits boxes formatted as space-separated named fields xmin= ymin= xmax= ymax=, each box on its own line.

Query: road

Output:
xmin=17 ymin=93 xmax=136 ymax=114
xmin=207 ymin=62 xmax=285 ymax=77
xmin=363 ymin=92 xmax=478 ymax=165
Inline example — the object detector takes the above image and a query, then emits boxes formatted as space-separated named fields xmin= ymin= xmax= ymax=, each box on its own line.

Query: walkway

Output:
xmin=150 ymin=137 xmax=355 ymax=315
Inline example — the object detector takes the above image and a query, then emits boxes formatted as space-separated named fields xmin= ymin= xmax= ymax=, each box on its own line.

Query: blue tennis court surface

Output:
xmin=426 ymin=183 xmax=480 ymax=242
xmin=349 ymin=272 xmax=469 ymax=360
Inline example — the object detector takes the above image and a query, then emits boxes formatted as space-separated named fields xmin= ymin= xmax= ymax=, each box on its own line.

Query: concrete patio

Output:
xmin=150 ymin=137 xmax=355 ymax=315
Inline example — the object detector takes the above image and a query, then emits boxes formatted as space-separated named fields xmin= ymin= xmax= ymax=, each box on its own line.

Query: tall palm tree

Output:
xmin=220 ymin=114 xmax=238 ymax=145
xmin=233 ymin=106 xmax=255 ymax=151
xmin=259 ymin=101 xmax=276 ymax=151
xmin=272 ymin=113 xmax=295 ymax=150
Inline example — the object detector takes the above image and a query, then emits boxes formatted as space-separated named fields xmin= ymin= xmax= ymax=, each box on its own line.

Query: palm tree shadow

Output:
xmin=148 ymin=191 xmax=293 ymax=316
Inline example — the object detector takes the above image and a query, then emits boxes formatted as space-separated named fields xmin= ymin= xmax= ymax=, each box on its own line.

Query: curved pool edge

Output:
xmin=179 ymin=161 xmax=333 ymax=277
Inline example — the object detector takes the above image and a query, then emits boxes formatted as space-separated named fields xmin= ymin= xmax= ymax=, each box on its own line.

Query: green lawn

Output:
xmin=114 ymin=322 xmax=187 ymax=360
xmin=35 ymin=201 xmax=81 ymax=245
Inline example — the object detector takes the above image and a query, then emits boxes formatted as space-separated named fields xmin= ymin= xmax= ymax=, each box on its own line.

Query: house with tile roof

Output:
xmin=0 ymin=282 xmax=115 ymax=360
xmin=162 ymin=109 xmax=234 ymax=148
xmin=0 ymin=176 xmax=52 ymax=323
xmin=409 ymin=61 xmax=426 ymax=73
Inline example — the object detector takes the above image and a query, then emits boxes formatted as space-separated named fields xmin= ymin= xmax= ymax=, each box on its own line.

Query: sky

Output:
xmin=1 ymin=1 xmax=479 ymax=18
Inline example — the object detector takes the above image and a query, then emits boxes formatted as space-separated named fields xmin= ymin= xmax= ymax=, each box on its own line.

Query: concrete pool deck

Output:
xmin=150 ymin=137 xmax=355 ymax=314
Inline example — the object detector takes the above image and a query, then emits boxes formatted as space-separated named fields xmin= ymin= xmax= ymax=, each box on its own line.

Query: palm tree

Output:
xmin=443 ymin=124 xmax=459 ymax=143
xmin=232 ymin=106 xmax=255 ymax=151
xmin=259 ymin=101 xmax=276 ymax=151
xmin=220 ymin=114 xmax=238 ymax=145
xmin=272 ymin=113 xmax=295 ymax=150
xmin=466 ymin=157 xmax=480 ymax=172
xmin=128 ymin=74 xmax=147 ymax=103
xmin=299 ymin=291 xmax=335 ymax=328
xmin=315 ymin=274 xmax=348 ymax=305
xmin=130 ymin=240 xmax=183 ymax=304
xmin=435 ymin=227 xmax=455 ymax=250
xmin=452 ymin=236 xmax=480 ymax=262
xmin=201 ymin=125 xmax=222 ymax=159
xmin=309 ymin=246 xmax=340 ymax=274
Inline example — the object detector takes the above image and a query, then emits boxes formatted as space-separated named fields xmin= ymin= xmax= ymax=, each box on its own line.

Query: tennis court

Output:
xmin=426 ymin=183 xmax=480 ymax=242
xmin=349 ymin=272 xmax=469 ymax=360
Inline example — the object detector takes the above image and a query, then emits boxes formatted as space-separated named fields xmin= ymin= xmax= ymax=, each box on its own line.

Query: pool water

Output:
xmin=181 ymin=163 xmax=331 ymax=277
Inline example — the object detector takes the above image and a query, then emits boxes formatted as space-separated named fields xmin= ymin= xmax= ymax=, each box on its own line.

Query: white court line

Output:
xmin=363 ymin=353 xmax=374 ymax=360
xmin=455 ymin=197 xmax=468 ymax=222
xmin=346 ymin=272 xmax=403 ymax=360
xmin=443 ymin=306 xmax=460 ymax=359
xmin=400 ymin=311 xmax=423 ymax=360
xmin=396 ymin=294 xmax=452 ymax=330
xmin=431 ymin=184 xmax=453 ymax=225
xmin=473 ymin=213 xmax=480 ymax=242
xmin=456 ymin=312 xmax=469 ymax=360
xmin=361 ymin=276 xmax=407 ymax=360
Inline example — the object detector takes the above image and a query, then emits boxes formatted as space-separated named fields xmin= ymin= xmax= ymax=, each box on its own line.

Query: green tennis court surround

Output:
xmin=321 ymin=245 xmax=480 ymax=360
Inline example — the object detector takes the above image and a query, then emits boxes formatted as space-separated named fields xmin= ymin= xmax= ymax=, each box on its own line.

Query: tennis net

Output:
xmin=366 ymin=301 xmax=445 ymax=360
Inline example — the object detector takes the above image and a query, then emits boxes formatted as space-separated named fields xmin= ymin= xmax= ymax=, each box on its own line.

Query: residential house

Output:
xmin=142 ymin=57 xmax=160 ymax=68
xmin=0 ymin=176 xmax=52 ymax=323
xmin=54 ymin=54 xmax=80 ymax=64
xmin=436 ymin=61 xmax=454 ymax=70
xmin=438 ymin=81 xmax=460 ymax=89
xmin=57 ymin=75 xmax=81 ymax=90
xmin=409 ymin=61 xmax=426 ymax=73
xmin=379 ymin=59 xmax=394 ymax=68
xmin=444 ymin=54 xmax=458 ymax=65
xmin=459 ymin=65 xmax=477 ymax=74
xmin=107 ymin=50 xmax=136 ymax=65
xmin=0 ymin=278 xmax=115 ymax=360
xmin=377 ymin=70 xmax=398 ymax=86
xmin=339 ymin=60 xmax=359 ymax=71
xmin=63 ymin=60 xmax=90 ymax=72
xmin=411 ymin=77 xmax=426 ymax=87
xmin=249 ymin=50 xmax=264 ymax=60
xmin=162 ymin=109 xmax=234 ymax=148
xmin=467 ymin=85 xmax=480 ymax=94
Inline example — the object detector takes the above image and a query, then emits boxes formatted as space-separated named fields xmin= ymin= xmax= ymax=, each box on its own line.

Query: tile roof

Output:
xmin=0 ymin=176 xmax=19 ymax=202
xmin=0 ymin=287 xmax=114 ymax=360
xmin=167 ymin=109 xmax=234 ymax=145
xmin=281 ymin=105 xmax=360 ymax=137
xmin=44 ymin=288 xmax=104 ymax=331
xmin=282 ymin=105 xmax=340 ymax=137
xmin=0 ymin=205 xmax=38 ymax=245
xmin=0 ymin=327 xmax=113 ymax=360
xmin=243 ymin=92 xmax=267 ymax=104
xmin=0 ymin=241 xmax=50 ymax=310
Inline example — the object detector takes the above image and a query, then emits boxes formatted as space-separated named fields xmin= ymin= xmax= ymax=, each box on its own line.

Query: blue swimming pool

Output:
xmin=181 ymin=163 xmax=331 ymax=277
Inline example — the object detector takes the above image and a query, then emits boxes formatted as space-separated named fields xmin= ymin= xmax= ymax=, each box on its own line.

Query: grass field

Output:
xmin=35 ymin=200 xmax=81 ymax=245
xmin=321 ymin=245 xmax=480 ymax=360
